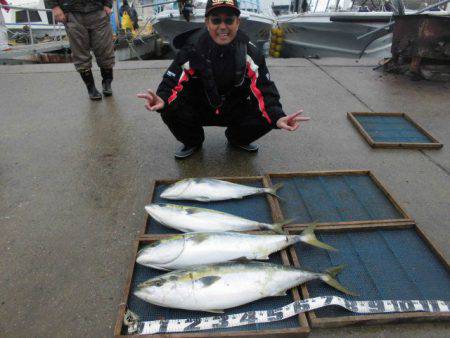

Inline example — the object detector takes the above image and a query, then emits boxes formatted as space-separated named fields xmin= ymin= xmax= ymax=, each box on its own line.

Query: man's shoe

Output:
xmin=229 ymin=142 xmax=259 ymax=152
xmin=174 ymin=144 xmax=201 ymax=159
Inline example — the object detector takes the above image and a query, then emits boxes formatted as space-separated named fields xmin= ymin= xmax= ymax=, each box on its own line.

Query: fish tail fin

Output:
xmin=321 ymin=265 xmax=358 ymax=296
xmin=266 ymin=183 xmax=284 ymax=200
xmin=270 ymin=218 xmax=296 ymax=234
xmin=296 ymin=223 xmax=337 ymax=251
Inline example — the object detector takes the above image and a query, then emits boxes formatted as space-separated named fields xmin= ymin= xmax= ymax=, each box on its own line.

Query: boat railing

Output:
xmin=303 ymin=0 xmax=391 ymax=13
xmin=296 ymin=0 xmax=448 ymax=14
xmin=140 ymin=0 xmax=262 ymax=14
xmin=0 ymin=4 xmax=65 ymax=46
xmin=239 ymin=0 xmax=261 ymax=13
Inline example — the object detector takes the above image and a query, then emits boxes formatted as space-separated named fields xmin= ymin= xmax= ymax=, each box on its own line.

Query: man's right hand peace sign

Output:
xmin=137 ymin=89 xmax=165 ymax=111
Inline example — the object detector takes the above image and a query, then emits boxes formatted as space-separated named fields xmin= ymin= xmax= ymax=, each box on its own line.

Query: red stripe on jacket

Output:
xmin=168 ymin=68 xmax=195 ymax=104
xmin=246 ymin=61 xmax=271 ymax=124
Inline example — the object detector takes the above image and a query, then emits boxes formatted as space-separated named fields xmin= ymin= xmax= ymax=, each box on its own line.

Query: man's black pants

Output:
xmin=160 ymin=99 xmax=273 ymax=147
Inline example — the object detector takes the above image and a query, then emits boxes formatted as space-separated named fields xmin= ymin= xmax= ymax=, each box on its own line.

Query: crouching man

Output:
xmin=138 ymin=0 xmax=309 ymax=159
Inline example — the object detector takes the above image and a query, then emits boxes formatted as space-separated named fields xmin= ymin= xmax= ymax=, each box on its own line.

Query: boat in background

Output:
xmin=277 ymin=0 xmax=450 ymax=59
xmin=150 ymin=0 xmax=274 ymax=50
xmin=277 ymin=0 xmax=402 ymax=58
xmin=3 ymin=0 xmax=65 ymax=39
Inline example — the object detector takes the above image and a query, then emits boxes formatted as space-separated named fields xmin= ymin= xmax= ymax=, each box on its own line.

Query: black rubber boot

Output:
xmin=100 ymin=68 xmax=113 ymax=96
xmin=79 ymin=69 xmax=102 ymax=100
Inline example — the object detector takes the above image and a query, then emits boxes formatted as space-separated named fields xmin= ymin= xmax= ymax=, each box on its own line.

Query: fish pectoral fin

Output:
xmin=269 ymin=290 xmax=288 ymax=297
xmin=198 ymin=275 xmax=221 ymax=287
xmin=190 ymin=233 xmax=210 ymax=244
xmin=202 ymin=309 xmax=225 ymax=314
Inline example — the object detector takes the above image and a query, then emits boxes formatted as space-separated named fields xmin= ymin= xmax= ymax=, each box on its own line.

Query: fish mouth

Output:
xmin=161 ymin=179 xmax=193 ymax=199
xmin=160 ymin=191 xmax=172 ymax=198
xmin=133 ymin=288 xmax=150 ymax=302
xmin=136 ymin=236 xmax=187 ymax=266
xmin=144 ymin=205 xmax=163 ymax=221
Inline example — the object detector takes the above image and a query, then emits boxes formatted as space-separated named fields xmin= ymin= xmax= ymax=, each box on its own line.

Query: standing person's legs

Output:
xmin=64 ymin=12 xmax=102 ymax=100
xmin=160 ymin=104 xmax=206 ymax=159
xmin=88 ymin=10 xmax=115 ymax=96
xmin=225 ymin=101 xmax=273 ymax=152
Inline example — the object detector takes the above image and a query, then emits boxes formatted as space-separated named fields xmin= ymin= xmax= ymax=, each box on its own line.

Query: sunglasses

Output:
xmin=209 ymin=16 xmax=236 ymax=25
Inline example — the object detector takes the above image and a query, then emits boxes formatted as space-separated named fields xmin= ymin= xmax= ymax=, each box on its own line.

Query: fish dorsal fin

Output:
xmin=198 ymin=276 xmax=221 ymax=287
xmin=233 ymin=256 xmax=251 ymax=262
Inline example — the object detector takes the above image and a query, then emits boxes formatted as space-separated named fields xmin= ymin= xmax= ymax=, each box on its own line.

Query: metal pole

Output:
xmin=114 ymin=0 xmax=120 ymax=30
xmin=334 ymin=0 xmax=341 ymax=11
xmin=52 ymin=11 xmax=57 ymax=41
xmin=141 ymin=1 xmax=178 ymax=8
xmin=26 ymin=9 xmax=35 ymax=45
xmin=313 ymin=0 xmax=319 ymax=12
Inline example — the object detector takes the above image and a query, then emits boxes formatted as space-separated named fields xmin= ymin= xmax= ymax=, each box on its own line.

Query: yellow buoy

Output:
xmin=275 ymin=45 xmax=283 ymax=52
xmin=276 ymin=37 xmax=284 ymax=44
xmin=273 ymin=51 xmax=280 ymax=58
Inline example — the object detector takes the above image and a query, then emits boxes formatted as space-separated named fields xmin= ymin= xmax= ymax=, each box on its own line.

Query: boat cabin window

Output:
xmin=15 ymin=10 xmax=42 ymax=23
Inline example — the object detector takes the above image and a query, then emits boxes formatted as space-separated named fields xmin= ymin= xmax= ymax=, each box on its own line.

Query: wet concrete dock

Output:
xmin=0 ymin=59 xmax=449 ymax=337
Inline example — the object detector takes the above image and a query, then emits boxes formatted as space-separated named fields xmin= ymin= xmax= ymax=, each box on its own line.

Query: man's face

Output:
xmin=205 ymin=10 xmax=240 ymax=45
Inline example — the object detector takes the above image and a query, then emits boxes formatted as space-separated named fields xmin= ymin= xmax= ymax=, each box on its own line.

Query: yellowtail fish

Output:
xmin=134 ymin=262 xmax=356 ymax=313
xmin=160 ymin=178 xmax=283 ymax=202
xmin=145 ymin=203 xmax=290 ymax=234
xmin=136 ymin=225 xmax=336 ymax=270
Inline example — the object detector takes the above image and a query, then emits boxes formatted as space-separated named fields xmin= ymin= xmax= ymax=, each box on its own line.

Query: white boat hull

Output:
xmin=278 ymin=12 xmax=394 ymax=58
xmin=151 ymin=9 xmax=273 ymax=50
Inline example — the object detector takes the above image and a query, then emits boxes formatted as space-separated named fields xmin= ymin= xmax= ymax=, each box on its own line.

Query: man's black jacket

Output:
xmin=156 ymin=28 xmax=286 ymax=127
xmin=47 ymin=0 xmax=112 ymax=13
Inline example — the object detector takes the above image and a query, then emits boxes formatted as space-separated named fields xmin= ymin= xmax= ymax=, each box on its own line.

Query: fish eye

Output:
xmin=155 ymin=280 xmax=163 ymax=287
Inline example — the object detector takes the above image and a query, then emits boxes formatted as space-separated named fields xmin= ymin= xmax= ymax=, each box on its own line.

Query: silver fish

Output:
xmin=136 ymin=225 xmax=336 ymax=270
xmin=134 ymin=262 xmax=355 ymax=313
xmin=160 ymin=178 xmax=283 ymax=202
xmin=145 ymin=203 xmax=290 ymax=234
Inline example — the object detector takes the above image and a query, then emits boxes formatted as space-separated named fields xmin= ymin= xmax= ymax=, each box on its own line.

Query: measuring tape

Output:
xmin=124 ymin=296 xmax=450 ymax=334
